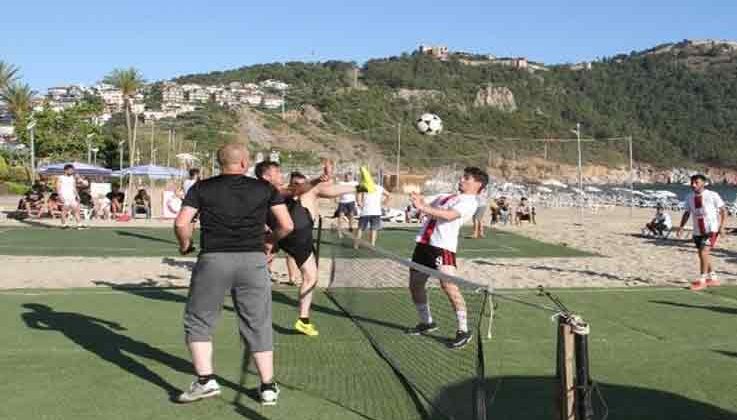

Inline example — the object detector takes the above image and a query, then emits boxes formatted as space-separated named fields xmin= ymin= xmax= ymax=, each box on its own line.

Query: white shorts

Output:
xmin=60 ymin=195 xmax=79 ymax=208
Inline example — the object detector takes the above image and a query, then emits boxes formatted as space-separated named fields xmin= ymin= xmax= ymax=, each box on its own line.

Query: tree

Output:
xmin=0 ymin=60 xmax=20 ymax=91
xmin=104 ymin=68 xmax=145 ymax=208
xmin=0 ymin=82 xmax=34 ymax=141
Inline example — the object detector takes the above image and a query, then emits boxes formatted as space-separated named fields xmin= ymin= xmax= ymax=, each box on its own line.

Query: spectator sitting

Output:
xmin=18 ymin=189 xmax=46 ymax=218
xmin=106 ymin=186 xmax=125 ymax=217
xmin=47 ymin=193 xmax=63 ymax=219
xmin=79 ymin=188 xmax=93 ymax=219
xmin=515 ymin=197 xmax=536 ymax=225
xmin=94 ymin=194 xmax=111 ymax=220
xmin=132 ymin=189 xmax=152 ymax=219
xmin=497 ymin=197 xmax=510 ymax=225
xmin=489 ymin=197 xmax=500 ymax=226
xmin=644 ymin=204 xmax=672 ymax=237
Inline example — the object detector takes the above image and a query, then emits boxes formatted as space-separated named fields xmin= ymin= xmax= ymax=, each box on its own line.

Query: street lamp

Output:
xmin=26 ymin=120 xmax=36 ymax=182
xmin=86 ymin=133 xmax=95 ymax=164
xmin=118 ymin=140 xmax=125 ymax=171
xmin=91 ymin=147 xmax=99 ymax=166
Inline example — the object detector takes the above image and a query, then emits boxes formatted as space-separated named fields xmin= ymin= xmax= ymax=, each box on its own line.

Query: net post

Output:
xmin=555 ymin=317 xmax=575 ymax=420
xmin=474 ymin=291 xmax=490 ymax=420
xmin=573 ymin=321 xmax=594 ymax=420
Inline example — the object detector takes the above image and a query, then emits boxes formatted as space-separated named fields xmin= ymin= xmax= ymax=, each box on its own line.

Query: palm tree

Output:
xmin=0 ymin=81 xmax=34 ymax=124
xmin=104 ymin=68 xmax=145 ymax=209
xmin=0 ymin=60 xmax=20 ymax=91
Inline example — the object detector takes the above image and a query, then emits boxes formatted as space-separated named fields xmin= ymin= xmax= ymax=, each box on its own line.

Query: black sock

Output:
xmin=260 ymin=382 xmax=276 ymax=391
xmin=197 ymin=374 xmax=215 ymax=385
xmin=299 ymin=317 xmax=310 ymax=324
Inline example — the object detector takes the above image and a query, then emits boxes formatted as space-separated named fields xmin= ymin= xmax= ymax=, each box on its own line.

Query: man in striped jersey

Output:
xmin=406 ymin=166 xmax=489 ymax=349
xmin=677 ymin=174 xmax=726 ymax=291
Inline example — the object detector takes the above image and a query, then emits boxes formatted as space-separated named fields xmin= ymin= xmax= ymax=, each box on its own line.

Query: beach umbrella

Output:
xmin=631 ymin=190 xmax=646 ymax=196
xmin=655 ymin=190 xmax=677 ymax=198
xmin=585 ymin=186 xmax=602 ymax=193
xmin=541 ymin=179 xmax=567 ymax=188
xmin=176 ymin=153 xmax=200 ymax=162
xmin=537 ymin=186 xmax=553 ymax=193
xmin=121 ymin=164 xmax=185 ymax=180
xmin=38 ymin=162 xmax=112 ymax=177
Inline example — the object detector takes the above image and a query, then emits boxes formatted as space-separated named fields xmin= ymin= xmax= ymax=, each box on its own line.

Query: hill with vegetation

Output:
xmin=168 ymin=40 xmax=737 ymax=172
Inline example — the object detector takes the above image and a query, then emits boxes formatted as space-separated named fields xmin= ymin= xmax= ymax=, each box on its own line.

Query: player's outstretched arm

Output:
xmin=410 ymin=192 xmax=460 ymax=222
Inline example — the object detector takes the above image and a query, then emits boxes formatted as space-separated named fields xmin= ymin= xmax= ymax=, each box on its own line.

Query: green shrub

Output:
xmin=7 ymin=166 xmax=29 ymax=183
xmin=3 ymin=181 xmax=29 ymax=195
xmin=0 ymin=155 xmax=8 ymax=179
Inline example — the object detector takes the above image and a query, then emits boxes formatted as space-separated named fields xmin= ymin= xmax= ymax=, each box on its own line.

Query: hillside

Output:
xmin=171 ymin=40 xmax=737 ymax=173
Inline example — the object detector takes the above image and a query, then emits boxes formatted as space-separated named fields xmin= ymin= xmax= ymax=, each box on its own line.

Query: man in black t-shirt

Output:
xmin=174 ymin=143 xmax=294 ymax=406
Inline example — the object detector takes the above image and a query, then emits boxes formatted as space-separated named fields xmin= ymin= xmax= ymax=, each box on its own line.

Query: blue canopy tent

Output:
xmin=37 ymin=162 xmax=113 ymax=177
xmin=120 ymin=164 xmax=184 ymax=180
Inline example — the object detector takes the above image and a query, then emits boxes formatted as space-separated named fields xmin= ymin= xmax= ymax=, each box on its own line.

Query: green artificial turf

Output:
xmin=1 ymin=286 xmax=736 ymax=420
xmin=0 ymin=225 xmax=591 ymax=259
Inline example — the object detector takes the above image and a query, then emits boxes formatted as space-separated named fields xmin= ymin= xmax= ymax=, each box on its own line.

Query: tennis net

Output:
xmin=322 ymin=228 xmax=492 ymax=420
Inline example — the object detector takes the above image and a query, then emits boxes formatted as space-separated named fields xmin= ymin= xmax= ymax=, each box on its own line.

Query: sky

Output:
xmin=2 ymin=0 xmax=736 ymax=91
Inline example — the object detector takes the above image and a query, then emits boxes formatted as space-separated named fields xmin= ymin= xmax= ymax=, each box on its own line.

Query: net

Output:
xmin=323 ymin=228 xmax=492 ymax=420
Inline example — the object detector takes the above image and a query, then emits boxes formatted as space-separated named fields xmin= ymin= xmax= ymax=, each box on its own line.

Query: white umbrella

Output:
xmin=541 ymin=179 xmax=567 ymax=188
xmin=176 ymin=153 xmax=200 ymax=162
xmin=631 ymin=190 xmax=646 ymax=196
xmin=121 ymin=164 xmax=185 ymax=180
xmin=655 ymin=190 xmax=677 ymax=198
xmin=585 ymin=186 xmax=602 ymax=193
xmin=537 ymin=186 xmax=553 ymax=193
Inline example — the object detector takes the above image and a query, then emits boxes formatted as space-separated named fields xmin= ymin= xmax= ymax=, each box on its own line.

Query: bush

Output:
xmin=7 ymin=166 xmax=29 ymax=183
xmin=0 ymin=155 xmax=8 ymax=179
xmin=2 ymin=181 xmax=29 ymax=195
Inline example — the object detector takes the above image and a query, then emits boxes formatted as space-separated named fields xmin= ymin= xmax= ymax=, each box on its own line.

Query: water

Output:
xmin=633 ymin=183 xmax=737 ymax=203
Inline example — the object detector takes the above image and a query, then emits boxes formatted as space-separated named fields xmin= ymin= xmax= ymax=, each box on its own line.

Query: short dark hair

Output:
xmin=254 ymin=160 xmax=280 ymax=180
xmin=690 ymin=174 xmax=707 ymax=182
xmin=63 ymin=164 xmax=74 ymax=171
xmin=463 ymin=166 xmax=489 ymax=190
xmin=189 ymin=168 xmax=200 ymax=177
xmin=290 ymin=171 xmax=306 ymax=182
xmin=521 ymin=197 xmax=528 ymax=201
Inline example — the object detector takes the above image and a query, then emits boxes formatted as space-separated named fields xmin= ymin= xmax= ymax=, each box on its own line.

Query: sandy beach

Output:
xmin=1 ymin=205 xmax=735 ymax=290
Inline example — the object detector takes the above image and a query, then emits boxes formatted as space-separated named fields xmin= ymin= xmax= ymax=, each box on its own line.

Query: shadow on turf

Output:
xmin=714 ymin=350 xmax=737 ymax=360
xmin=19 ymin=303 xmax=271 ymax=419
xmin=115 ymin=230 xmax=178 ymax=245
xmin=650 ymin=300 xmax=737 ymax=315
xmin=473 ymin=260 xmax=652 ymax=285
xmin=434 ymin=376 xmax=737 ymax=420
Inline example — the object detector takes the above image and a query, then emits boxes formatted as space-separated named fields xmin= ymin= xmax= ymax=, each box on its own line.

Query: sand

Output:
xmin=1 ymin=206 xmax=734 ymax=290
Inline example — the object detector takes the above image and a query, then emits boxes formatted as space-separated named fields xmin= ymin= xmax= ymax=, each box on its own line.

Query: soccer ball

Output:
xmin=415 ymin=113 xmax=443 ymax=136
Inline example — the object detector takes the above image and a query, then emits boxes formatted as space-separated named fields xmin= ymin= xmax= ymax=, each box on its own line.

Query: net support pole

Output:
xmin=555 ymin=318 xmax=575 ymax=420
xmin=574 ymin=329 xmax=594 ymax=420
xmin=628 ymin=135 xmax=634 ymax=218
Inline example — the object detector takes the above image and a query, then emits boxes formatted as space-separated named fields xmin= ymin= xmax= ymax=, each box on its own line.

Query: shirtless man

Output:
xmin=256 ymin=160 xmax=359 ymax=336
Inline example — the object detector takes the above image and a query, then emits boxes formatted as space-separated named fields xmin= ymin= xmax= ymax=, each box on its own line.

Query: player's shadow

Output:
xmin=714 ymin=350 xmax=737 ymax=359
xmin=161 ymin=257 xmax=196 ymax=271
xmin=649 ymin=300 xmax=737 ymax=315
xmin=473 ymin=260 xmax=652 ymax=285
xmin=114 ymin=230 xmax=179 ymax=245
xmin=19 ymin=303 xmax=269 ymax=418
xmin=433 ymin=376 xmax=737 ymax=420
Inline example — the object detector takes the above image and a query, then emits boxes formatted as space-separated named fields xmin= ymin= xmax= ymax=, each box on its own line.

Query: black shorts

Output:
xmin=278 ymin=227 xmax=315 ymax=268
xmin=517 ymin=213 xmax=531 ymax=221
xmin=693 ymin=233 xmax=718 ymax=250
xmin=334 ymin=202 xmax=357 ymax=217
xmin=411 ymin=243 xmax=457 ymax=271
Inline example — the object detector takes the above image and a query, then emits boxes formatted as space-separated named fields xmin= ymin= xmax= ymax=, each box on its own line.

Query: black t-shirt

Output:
xmin=183 ymin=174 xmax=284 ymax=253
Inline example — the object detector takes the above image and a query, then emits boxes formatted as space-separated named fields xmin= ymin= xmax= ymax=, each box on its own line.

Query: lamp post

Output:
xmin=86 ymin=133 xmax=95 ymax=164
xmin=118 ymin=140 xmax=125 ymax=171
xmin=91 ymin=147 xmax=99 ymax=166
xmin=26 ymin=120 xmax=37 ymax=182
xmin=571 ymin=123 xmax=584 ymax=225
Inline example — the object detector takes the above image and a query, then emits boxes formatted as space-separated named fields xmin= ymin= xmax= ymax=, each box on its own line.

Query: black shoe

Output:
xmin=405 ymin=322 xmax=438 ymax=335
xmin=448 ymin=330 xmax=473 ymax=349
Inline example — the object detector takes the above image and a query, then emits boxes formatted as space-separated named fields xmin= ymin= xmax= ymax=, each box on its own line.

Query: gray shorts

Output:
xmin=358 ymin=215 xmax=382 ymax=231
xmin=184 ymin=252 xmax=273 ymax=352
xmin=473 ymin=205 xmax=487 ymax=221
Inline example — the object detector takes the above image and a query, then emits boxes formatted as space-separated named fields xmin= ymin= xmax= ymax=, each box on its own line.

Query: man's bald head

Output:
xmin=217 ymin=143 xmax=249 ymax=174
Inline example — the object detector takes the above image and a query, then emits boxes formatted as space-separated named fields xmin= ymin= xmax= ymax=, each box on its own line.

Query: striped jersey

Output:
xmin=415 ymin=194 xmax=478 ymax=253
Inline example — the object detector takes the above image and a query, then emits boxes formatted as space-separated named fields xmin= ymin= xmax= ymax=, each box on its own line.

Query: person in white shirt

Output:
xmin=55 ymin=164 xmax=83 ymax=229
xmin=471 ymin=189 xmax=488 ymax=239
xmin=334 ymin=173 xmax=359 ymax=235
xmin=406 ymin=166 xmax=489 ymax=349
xmin=645 ymin=204 xmax=672 ymax=237
xmin=355 ymin=185 xmax=390 ymax=247
xmin=676 ymin=174 xmax=727 ymax=291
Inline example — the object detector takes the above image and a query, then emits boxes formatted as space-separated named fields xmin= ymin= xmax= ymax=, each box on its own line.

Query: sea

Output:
xmin=632 ymin=183 xmax=737 ymax=203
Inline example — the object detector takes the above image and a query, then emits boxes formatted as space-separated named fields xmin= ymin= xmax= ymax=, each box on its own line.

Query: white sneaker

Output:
xmin=177 ymin=379 xmax=221 ymax=403
xmin=260 ymin=383 xmax=280 ymax=406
